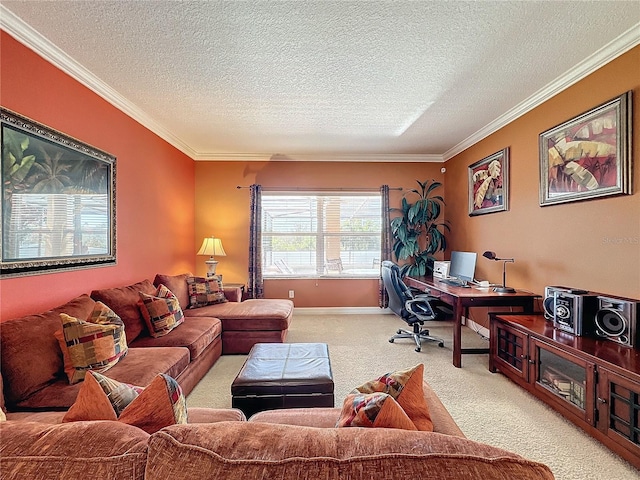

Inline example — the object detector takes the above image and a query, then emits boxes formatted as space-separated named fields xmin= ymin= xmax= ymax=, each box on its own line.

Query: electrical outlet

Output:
xmin=288 ymin=290 xmax=295 ymax=299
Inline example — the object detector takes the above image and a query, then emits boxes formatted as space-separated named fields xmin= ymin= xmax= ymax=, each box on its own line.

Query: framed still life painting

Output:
xmin=468 ymin=148 xmax=509 ymax=216
xmin=539 ymin=91 xmax=632 ymax=206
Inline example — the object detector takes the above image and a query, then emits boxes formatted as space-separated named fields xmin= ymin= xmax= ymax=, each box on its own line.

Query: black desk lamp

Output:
xmin=482 ymin=251 xmax=516 ymax=293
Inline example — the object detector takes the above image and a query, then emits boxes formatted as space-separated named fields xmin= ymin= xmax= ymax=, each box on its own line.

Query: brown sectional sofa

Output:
xmin=0 ymin=273 xmax=554 ymax=478
xmin=0 ymin=274 xmax=293 ymax=411
xmin=0 ymin=380 xmax=555 ymax=479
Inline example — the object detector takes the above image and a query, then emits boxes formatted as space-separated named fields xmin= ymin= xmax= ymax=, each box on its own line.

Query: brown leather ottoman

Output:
xmin=231 ymin=343 xmax=334 ymax=418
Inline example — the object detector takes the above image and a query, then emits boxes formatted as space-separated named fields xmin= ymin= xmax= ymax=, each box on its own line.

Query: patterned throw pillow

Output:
xmin=352 ymin=364 xmax=433 ymax=431
xmin=55 ymin=301 xmax=128 ymax=384
xmin=186 ymin=275 xmax=228 ymax=308
xmin=139 ymin=284 xmax=185 ymax=337
xmin=336 ymin=392 xmax=417 ymax=430
xmin=63 ymin=371 xmax=187 ymax=434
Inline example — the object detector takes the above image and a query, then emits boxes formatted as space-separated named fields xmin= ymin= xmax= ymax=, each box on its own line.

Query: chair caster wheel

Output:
xmin=438 ymin=342 xmax=444 ymax=348
xmin=415 ymin=347 xmax=421 ymax=352
xmin=389 ymin=338 xmax=394 ymax=343
xmin=397 ymin=329 xmax=402 ymax=334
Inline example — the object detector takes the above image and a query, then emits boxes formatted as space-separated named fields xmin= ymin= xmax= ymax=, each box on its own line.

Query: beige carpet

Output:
xmin=187 ymin=312 xmax=638 ymax=479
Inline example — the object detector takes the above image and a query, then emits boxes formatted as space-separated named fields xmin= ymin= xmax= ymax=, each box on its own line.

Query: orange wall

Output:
xmin=194 ymin=161 xmax=443 ymax=307
xmin=0 ymin=32 xmax=196 ymax=320
xmin=3 ymin=30 xmax=637 ymax=317
xmin=444 ymin=46 xmax=640 ymax=309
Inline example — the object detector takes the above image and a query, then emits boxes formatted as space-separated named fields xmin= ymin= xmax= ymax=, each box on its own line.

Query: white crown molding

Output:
xmin=294 ymin=307 xmax=393 ymax=315
xmin=3 ymin=5 xmax=637 ymax=164
xmin=194 ymin=152 xmax=443 ymax=162
xmin=443 ymin=22 xmax=640 ymax=161
xmin=0 ymin=5 xmax=197 ymax=159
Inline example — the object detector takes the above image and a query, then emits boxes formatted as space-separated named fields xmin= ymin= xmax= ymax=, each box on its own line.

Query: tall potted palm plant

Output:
xmin=390 ymin=179 xmax=449 ymax=277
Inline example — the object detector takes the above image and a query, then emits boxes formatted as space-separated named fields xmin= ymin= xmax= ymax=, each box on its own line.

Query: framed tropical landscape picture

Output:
xmin=539 ymin=91 xmax=632 ymax=206
xmin=1 ymin=108 xmax=116 ymax=277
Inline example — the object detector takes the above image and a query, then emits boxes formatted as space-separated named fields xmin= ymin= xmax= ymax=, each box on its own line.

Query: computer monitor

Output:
xmin=448 ymin=251 xmax=477 ymax=283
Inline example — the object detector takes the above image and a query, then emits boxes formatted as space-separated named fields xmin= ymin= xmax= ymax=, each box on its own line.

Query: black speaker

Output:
xmin=593 ymin=296 xmax=639 ymax=348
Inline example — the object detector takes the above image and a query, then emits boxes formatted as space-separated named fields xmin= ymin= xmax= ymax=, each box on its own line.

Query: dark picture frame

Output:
xmin=539 ymin=91 xmax=632 ymax=206
xmin=468 ymin=148 xmax=509 ymax=216
xmin=1 ymin=108 xmax=116 ymax=277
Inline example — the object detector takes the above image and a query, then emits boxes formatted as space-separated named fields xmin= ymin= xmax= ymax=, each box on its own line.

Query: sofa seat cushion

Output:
xmin=145 ymin=422 xmax=555 ymax=480
xmin=13 ymin=346 xmax=190 ymax=411
xmin=91 ymin=279 xmax=157 ymax=342
xmin=130 ymin=317 xmax=222 ymax=361
xmin=185 ymin=299 xmax=293 ymax=331
xmin=0 ymin=420 xmax=148 ymax=480
xmin=0 ymin=295 xmax=96 ymax=409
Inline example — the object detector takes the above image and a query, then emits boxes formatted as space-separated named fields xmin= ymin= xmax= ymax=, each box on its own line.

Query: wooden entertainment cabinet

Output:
xmin=489 ymin=313 xmax=640 ymax=469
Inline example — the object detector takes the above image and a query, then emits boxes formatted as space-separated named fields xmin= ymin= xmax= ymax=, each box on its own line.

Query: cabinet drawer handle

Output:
xmin=597 ymin=397 xmax=607 ymax=405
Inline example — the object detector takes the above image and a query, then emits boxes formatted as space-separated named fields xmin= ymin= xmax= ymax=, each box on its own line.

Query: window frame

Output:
xmin=261 ymin=190 xmax=382 ymax=279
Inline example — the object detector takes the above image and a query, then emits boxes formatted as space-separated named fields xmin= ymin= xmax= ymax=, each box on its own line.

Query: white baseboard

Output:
xmin=294 ymin=307 xmax=393 ymax=315
xmin=466 ymin=317 xmax=490 ymax=339
xmin=293 ymin=307 xmax=491 ymax=338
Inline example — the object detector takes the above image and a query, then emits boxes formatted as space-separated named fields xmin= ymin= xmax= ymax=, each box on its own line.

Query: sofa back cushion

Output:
xmin=153 ymin=273 xmax=191 ymax=311
xmin=0 ymin=420 xmax=148 ymax=479
xmin=0 ymin=295 xmax=96 ymax=408
xmin=91 ymin=279 xmax=157 ymax=341
xmin=146 ymin=422 xmax=555 ymax=480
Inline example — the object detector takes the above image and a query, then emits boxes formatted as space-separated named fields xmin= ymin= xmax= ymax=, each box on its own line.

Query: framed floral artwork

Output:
xmin=468 ymin=148 xmax=509 ymax=216
xmin=539 ymin=91 xmax=632 ymax=206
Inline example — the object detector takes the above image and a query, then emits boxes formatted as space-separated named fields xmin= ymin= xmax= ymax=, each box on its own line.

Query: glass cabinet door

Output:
xmin=531 ymin=338 xmax=595 ymax=425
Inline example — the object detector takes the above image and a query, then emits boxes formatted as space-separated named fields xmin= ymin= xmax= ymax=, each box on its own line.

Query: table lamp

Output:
xmin=197 ymin=236 xmax=226 ymax=277
xmin=482 ymin=251 xmax=516 ymax=293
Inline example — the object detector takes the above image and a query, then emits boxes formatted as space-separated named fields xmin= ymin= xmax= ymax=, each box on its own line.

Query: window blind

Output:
xmin=261 ymin=191 xmax=382 ymax=278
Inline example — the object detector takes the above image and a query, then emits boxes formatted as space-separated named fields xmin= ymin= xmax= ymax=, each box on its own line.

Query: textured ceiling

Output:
xmin=1 ymin=1 xmax=639 ymax=161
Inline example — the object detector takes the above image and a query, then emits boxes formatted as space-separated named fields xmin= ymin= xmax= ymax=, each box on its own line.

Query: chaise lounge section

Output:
xmin=154 ymin=272 xmax=293 ymax=354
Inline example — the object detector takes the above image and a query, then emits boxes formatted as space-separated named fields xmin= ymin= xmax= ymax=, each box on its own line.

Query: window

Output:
xmin=262 ymin=192 xmax=382 ymax=278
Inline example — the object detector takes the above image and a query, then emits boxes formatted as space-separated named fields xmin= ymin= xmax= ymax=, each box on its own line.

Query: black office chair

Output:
xmin=381 ymin=260 xmax=445 ymax=352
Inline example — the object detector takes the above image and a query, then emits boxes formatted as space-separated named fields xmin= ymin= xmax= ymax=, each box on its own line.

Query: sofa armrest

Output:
xmin=187 ymin=408 xmax=246 ymax=423
xmin=223 ymin=287 xmax=242 ymax=303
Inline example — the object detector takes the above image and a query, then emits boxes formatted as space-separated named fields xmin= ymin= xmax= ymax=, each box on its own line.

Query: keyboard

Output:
xmin=439 ymin=278 xmax=467 ymax=287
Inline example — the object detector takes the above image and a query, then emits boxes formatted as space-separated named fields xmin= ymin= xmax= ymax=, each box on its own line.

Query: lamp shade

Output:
xmin=197 ymin=237 xmax=226 ymax=257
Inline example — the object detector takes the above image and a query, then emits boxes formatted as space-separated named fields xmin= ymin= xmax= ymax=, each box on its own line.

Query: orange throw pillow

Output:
xmin=336 ymin=392 xmax=417 ymax=430
xmin=63 ymin=371 xmax=187 ymax=434
xmin=352 ymin=364 xmax=433 ymax=431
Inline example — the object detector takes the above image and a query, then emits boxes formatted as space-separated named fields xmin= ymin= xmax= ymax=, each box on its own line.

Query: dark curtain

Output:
xmin=248 ymin=184 xmax=263 ymax=299
xmin=379 ymin=185 xmax=392 ymax=308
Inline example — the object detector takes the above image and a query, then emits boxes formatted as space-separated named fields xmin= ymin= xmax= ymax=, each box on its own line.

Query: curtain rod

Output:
xmin=236 ymin=186 xmax=403 ymax=191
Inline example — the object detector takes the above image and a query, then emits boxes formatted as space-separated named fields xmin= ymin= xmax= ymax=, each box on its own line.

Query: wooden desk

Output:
xmin=405 ymin=276 xmax=538 ymax=368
